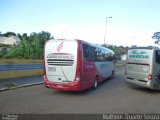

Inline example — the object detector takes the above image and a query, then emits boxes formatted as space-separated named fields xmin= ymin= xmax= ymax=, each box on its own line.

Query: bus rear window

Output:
xmin=156 ymin=50 xmax=160 ymax=64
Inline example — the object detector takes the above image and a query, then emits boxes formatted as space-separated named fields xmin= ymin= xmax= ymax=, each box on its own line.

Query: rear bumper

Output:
xmin=125 ymin=77 xmax=152 ymax=89
xmin=44 ymin=76 xmax=82 ymax=91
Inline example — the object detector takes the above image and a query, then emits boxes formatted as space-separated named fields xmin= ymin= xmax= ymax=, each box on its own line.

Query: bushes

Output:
xmin=2 ymin=52 xmax=13 ymax=59
xmin=0 ymin=31 xmax=53 ymax=59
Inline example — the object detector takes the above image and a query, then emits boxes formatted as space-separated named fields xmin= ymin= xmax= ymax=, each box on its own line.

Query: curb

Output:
xmin=0 ymin=82 xmax=43 ymax=92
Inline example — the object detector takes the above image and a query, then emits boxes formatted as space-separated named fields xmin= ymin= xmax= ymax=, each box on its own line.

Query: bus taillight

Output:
xmin=74 ymin=72 xmax=80 ymax=83
xmin=148 ymin=73 xmax=152 ymax=80
xmin=44 ymin=75 xmax=47 ymax=81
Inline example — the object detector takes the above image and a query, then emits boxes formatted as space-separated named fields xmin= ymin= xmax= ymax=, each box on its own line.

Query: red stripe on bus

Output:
xmin=127 ymin=62 xmax=149 ymax=66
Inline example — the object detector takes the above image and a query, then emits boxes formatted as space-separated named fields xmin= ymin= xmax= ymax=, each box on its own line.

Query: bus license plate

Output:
xmin=57 ymin=85 xmax=63 ymax=88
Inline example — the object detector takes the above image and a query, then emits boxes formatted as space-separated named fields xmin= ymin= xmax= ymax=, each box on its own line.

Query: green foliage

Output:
xmin=152 ymin=32 xmax=160 ymax=45
xmin=0 ymin=51 xmax=6 ymax=58
xmin=102 ymin=44 xmax=128 ymax=60
xmin=1 ymin=31 xmax=129 ymax=60
xmin=1 ymin=31 xmax=54 ymax=59
xmin=2 ymin=52 xmax=13 ymax=59
xmin=1 ymin=32 xmax=16 ymax=37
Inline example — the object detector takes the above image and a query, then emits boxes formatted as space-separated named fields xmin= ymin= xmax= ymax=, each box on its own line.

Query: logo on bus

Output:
xmin=47 ymin=53 xmax=74 ymax=66
xmin=47 ymin=53 xmax=74 ymax=60
xmin=129 ymin=50 xmax=149 ymax=59
xmin=57 ymin=42 xmax=63 ymax=52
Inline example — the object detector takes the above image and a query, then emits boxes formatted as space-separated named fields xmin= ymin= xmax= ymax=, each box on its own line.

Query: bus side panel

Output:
xmin=152 ymin=50 xmax=160 ymax=89
xmin=75 ymin=40 xmax=86 ymax=91
xmin=81 ymin=61 xmax=113 ymax=88
xmin=81 ymin=60 xmax=97 ymax=89
xmin=94 ymin=61 xmax=114 ymax=80
xmin=80 ymin=61 xmax=113 ymax=90
xmin=79 ymin=41 xmax=115 ymax=90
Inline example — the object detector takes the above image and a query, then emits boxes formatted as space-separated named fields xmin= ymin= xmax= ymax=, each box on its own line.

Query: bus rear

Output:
xmin=125 ymin=47 xmax=154 ymax=89
xmin=44 ymin=39 xmax=82 ymax=91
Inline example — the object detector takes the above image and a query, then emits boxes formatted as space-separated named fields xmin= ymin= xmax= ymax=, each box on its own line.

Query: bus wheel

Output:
xmin=111 ymin=70 xmax=115 ymax=79
xmin=93 ymin=77 xmax=98 ymax=89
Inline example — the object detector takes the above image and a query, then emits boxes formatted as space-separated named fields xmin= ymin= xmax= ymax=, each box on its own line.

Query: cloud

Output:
xmin=47 ymin=23 xmax=104 ymax=44
xmin=46 ymin=22 xmax=157 ymax=47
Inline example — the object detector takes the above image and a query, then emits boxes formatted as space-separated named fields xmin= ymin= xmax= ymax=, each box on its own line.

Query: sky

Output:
xmin=0 ymin=0 xmax=160 ymax=47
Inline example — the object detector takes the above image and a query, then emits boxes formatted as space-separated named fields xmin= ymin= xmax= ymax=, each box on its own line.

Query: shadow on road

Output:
xmin=47 ymin=75 xmax=120 ymax=96
xmin=126 ymin=84 xmax=160 ymax=94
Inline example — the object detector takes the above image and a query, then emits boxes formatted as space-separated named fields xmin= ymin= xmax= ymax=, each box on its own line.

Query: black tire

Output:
xmin=93 ymin=77 xmax=98 ymax=89
xmin=110 ymin=70 xmax=115 ymax=79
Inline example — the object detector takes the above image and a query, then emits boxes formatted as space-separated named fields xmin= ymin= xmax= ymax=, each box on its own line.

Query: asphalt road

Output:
xmin=0 ymin=75 xmax=43 ymax=90
xmin=1 ymin=66 xmax=160 ymax=114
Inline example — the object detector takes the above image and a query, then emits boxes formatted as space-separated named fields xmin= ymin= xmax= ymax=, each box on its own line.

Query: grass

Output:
xmin=0 ymin=59 xmax=43 ymax=64
xmin=115 ymin=60 xmax=127 ymax=67
xmin=0 ymin=69 xmax=43 ymax=79
xmin=0 ymin=59 xmax=43 ymax=79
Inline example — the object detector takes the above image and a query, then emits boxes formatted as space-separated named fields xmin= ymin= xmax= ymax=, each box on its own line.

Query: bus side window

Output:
xmin=156 ymin=50 xmax=160 ymax=64
xmin=108 ymin=53 xmax=114 ymax=61
xmin=95 ymin=48 xmax=100 ymax=62
xmin=94 ymin=49 xmax=98 ymax=61
xmin=83 ymin=44 xmax=90 ymax=61
xmin=90 ymin=47 xmax=96 ymax=62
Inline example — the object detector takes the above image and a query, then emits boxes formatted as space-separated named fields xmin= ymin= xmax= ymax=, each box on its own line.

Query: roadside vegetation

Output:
xmin=0 ymin=31 xmax=49 ymax=78
xmin=1 ymin=31 xmax=159 ymax=79
xmin=1 ymin=31 xmax=159 ymax=61
xmin=0 ymin=59 xmax=43 ymax=64
xmin=0 ymin=31 xmax=128 ymax=79
xmin=0 ymin=69 xmax=43 ymax=79
xmin=0 ymin=31 xmax=53 ymax=59
xmin=102 ymin=44 xmax=128 ymax=60
xmin=0 ymin=31 xmax=128 ymax=61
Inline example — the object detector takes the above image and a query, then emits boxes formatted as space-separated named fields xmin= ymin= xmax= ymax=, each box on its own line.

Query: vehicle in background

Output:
xmin=44 ymin=39 xmax=115 ymax=91
xmin=125 ymin=46 xmax=160 ymax=90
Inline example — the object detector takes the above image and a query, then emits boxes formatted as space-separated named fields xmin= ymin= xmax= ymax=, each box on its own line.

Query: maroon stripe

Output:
xmin=127 ymin=62 xmax=149 ymax=66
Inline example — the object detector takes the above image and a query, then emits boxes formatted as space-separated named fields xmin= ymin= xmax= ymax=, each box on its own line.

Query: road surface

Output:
xmin=1 ymin=67 xmax=160 ymax=114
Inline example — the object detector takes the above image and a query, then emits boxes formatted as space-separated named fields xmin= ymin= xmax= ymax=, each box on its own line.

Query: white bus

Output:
xmin=125 ymin=46 xmax=160 ymax=90
xmin=44 ymin=39 xmax=115 ymax=91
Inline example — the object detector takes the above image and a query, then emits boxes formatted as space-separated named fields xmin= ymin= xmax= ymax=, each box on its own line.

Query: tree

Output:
xmin=3 ymin=32 xmax=16 ymax=37
xmin=152 ymin=32 xmax=160 ymax=45
xmin=38 ymin=31 xmax=54 ymax=47
xmin=1 ymin=31 xmax=54 ymax=59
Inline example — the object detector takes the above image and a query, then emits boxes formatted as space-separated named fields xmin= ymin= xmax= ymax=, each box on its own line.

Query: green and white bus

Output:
xmin=125 ymin=46 xmax=160 ymax=90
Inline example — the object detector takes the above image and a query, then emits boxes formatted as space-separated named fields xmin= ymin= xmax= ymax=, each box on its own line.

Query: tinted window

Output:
xmin=156 ymin=50 xmax=160 ymax=64
xmin=83 ymin=44 xmax=114 ymax=62
xmin=83 ymin=44 xmax=90 ymax=61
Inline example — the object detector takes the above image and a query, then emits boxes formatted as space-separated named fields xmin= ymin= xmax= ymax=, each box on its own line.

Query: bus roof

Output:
xmin=49 ymin=39 xmax=115 ymax=54
xmin=129 ymin=46 xmax=159 ymax=50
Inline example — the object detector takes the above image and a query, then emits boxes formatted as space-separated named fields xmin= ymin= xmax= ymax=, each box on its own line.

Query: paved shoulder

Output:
xmin=0 ymin=75 xmax=43 ymax=91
